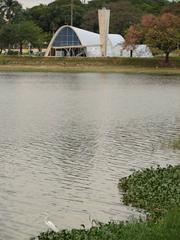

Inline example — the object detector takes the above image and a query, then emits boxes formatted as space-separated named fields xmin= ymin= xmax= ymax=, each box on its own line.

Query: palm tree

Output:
xmin=0 ymin=0 xmax=22 ymax=22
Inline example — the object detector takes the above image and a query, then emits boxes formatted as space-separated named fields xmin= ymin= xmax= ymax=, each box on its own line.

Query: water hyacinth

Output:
xmin=119 ymin=165 xmax=180 ymax=217
xmin=33 ymin=165 xmax=180 ymax=240
xmin=34 ymin=209 xmax=180 ymax=240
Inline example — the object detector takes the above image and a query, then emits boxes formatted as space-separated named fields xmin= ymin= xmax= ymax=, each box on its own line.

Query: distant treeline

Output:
xmin=1 ymin=0 xmax=180 ymax=34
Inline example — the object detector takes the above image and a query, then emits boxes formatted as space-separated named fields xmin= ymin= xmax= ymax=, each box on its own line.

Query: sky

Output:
xmin=19 ymin=0 xmax=90 ymax=8
xmin=19 ymin=0 xmax=53 ymax=8
xmin=19 ymin=0 xmax=172 ymax=8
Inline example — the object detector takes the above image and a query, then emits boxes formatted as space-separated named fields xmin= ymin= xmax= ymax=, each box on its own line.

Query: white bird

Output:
xmin=44 ymin=213 xmax=59 ymax=233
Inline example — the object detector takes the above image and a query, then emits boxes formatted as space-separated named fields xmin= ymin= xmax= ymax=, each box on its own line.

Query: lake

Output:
xmin=0 ymin=72 xmax=180 ymax=240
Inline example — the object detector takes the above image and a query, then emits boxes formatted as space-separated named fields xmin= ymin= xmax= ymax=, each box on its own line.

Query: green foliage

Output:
xmin=0 ymin=23 xmax=17 ymax=48
xmin=82 ymin=0 xmax=141 ymax=34
xmin=125 ymin=13 xmax=180 ymax=63
xmin=26 ymin=4 xmax=52 ymax=33
xmin=162 ymin=2 xmax=180 ymax=16
xmin=144 ymin=14 xmax=180 ymax=62
xmin=34 ymin=209 xmax=180 ymax=240
xmin=33 ymin=165 xmax=180 ymax=240
xmin=173 ymin=49 xmax=180 ymax=57
xmin=109 ymin=1 xmax=141 ymax=34
xmin=26 ymin=0 xmax=85 ymax=33
xmin=150 ymin=47 xmax=163 ymax=56
xmin=14 ymin=21 xmax=45 ymax=47
xmin=0 ymin=0 xmax=23 ymax=22
xmin=0 ymin=21 xmax=46 ymax=52
xmin=4 ymin=0 xmax=169 ymax=35
xmin=0 ymin=56 xmax=180 ymax=69
xmin=6 ymin=50 xmax=18 ymax=55
xmin=88 ymin=0 xmax=168 ymax=15
xmin=0 ymin=0 xmax=178 ymax=51
xmin=119 ymin=165 xmax=180 ymax=217
xmin=129 ymin=0 xmax=169 ymax=14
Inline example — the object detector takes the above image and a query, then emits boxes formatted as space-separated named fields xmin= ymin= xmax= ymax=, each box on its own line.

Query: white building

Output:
xmin=45 ymin=25 xmax=152 ymax=58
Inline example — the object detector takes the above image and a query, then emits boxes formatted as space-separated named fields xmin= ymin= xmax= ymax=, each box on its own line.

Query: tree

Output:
xmin=143 ymin=13 xmax=180 ymax=63
xmin=0 ymin=23 xmax=16 ymax=52
xmin=26 ymin=0 xmax=85 ymax=33
xmin=109 ymin=1 xmax=141 ymax=35
xmin=14 ymin=21 xmax=45 ymax=54
xmin=128 ymin=0 xmax=168 ymax=15
xmin=26 ymin=4 xmax=52 ymax=33
xmin=125 ymin=13 xmax=180 ymax=63
xmin=0 ymin=11 xmax=5 ymax=24
xmin=88 ymin=0 xmax=168 ymax=15
xmin=81 ymin=9 xmax=98 ymax=32
xmin=162 ymin=1 xmax=180 ymax=16
xmin=0 ymin=21 xmax=45 ymax=54
xmin=124 ymin=25 xmax=143 ymax=57
xmin=16 ymin=0 xmax=170 ymax=36
xmin=82 ymin=1 xmax=141 ymax=34
xmin=0 ymin=0 xmax=22 ymax=22
xmin=47 ymin=0 xmax=85 ymax=32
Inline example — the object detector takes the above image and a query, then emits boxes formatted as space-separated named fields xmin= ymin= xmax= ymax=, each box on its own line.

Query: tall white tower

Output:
xmin=98 ymin=8 xmax=110 ymax=57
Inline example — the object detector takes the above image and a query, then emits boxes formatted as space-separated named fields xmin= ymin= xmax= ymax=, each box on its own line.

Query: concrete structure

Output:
xmin=45 ymin=25 xmax=152 ymax=57
xmin=120 ymin=45 xmax=153 ymax=58
xmin=45 ymin=7 xmax=152 ymax=58
xmin=98 ymin=8 xmax=110 ymax=57
xmin=45 ymin=25 xmax=125 ymax=57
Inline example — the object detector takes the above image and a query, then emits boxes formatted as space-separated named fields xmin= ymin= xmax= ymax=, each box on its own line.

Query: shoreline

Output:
xmin=0 ymin=65 xmax=180 ymax=75
xmin=32 ymin=138 xmax=180 ymax=239
xmin=34 ymin=164 xmax=180 ymax=240
xmin=0 ymin=56 xmax=180 ymax=75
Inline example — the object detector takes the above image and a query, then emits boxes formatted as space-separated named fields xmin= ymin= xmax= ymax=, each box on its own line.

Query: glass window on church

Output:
xmin=53 ymin=27 xmax=81 ymax=47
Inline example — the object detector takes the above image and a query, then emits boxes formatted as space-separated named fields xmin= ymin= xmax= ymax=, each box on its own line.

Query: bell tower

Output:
xmin=98 ymin=8 xmax=110 ymax=57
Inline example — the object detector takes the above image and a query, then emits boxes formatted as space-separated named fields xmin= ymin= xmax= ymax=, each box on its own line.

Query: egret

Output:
xmin=44 ymin=213 xmax=59 ymax=233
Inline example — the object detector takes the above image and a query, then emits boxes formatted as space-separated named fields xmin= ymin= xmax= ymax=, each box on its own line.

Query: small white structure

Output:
xmin=120 ymin=45 xmax=153 ymax=58
xmin=45 ymin=26 xmax=152 ymax=58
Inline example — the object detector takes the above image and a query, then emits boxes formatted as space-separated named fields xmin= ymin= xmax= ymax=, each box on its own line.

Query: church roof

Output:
xmin=45 ymin=25 xmax=125 ymax=56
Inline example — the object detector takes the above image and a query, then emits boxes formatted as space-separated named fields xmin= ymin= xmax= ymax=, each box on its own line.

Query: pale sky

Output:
xmin=19 ymin=0 xmax=55 ymax=8
xmin=19 ymin=0 xmax=90 ymax=8
xmin=19 ymin=0 xmax=172 ymax=8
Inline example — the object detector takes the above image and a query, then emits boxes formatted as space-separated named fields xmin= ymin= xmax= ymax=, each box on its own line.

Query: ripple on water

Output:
xmin=0 ymin=73 xmax=180 ymax=240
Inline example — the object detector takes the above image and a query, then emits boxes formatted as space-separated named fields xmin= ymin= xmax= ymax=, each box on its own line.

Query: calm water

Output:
xmin=0 ymin=73 xmax=180 ymax=240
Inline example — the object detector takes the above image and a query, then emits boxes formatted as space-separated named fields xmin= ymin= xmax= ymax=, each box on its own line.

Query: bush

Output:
xmin=7 ymin=50 xmax=19 ymax=56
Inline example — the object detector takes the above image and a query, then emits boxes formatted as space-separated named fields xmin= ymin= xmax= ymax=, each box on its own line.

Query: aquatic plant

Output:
xmin=33 ymin=165 xmax=180 ymax=240
xmin=35 ymin=209 xmax=180 ymax=240
xmin=119 ymin=165 xmax=180 ymax=217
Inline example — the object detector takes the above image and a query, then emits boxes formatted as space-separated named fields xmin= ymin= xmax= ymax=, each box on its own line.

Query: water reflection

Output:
xmin=0 ymin=73 xmax=180 ymax=240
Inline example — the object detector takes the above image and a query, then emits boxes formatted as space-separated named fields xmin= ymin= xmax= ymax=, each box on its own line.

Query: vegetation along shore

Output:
xmin=33 ymin=136 xmax=180 ymax=240
xmin=0 ymin=56 xmax=180 ymax=75
xmin=33 ymin=164 xmax=180 ymax=240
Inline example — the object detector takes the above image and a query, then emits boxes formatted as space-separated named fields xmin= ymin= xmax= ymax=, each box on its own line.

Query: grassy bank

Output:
xmin=36 ymin=209 xmax=179 ymax=240
xmin=33 ymin=165 xmax=180 ymax=240
xmin=0 ymin=56 xmax=180 ymax=74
